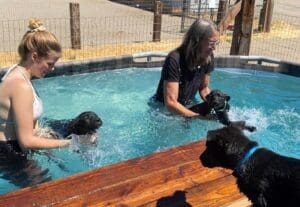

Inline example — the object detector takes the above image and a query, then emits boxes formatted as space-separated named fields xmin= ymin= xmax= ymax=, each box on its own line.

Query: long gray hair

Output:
xmin=178 ymin=19 xmax=217 ymax=70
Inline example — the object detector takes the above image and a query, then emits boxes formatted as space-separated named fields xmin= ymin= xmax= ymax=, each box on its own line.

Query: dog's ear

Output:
xmin=68 ymin=119 xmax=87 ymax=135
xmin=68 ymin=119 xmax=76 ymax=134
xmin=205 ymin=91 xmax=215 ymax=103
xmin=205 ymin=92 xmax=212 ymax=100
xmin=223 ymin=93 xmax=230 ymax=101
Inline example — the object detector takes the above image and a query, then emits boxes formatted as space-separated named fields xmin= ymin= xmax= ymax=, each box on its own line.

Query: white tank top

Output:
xmin=1 ymin=64 xmax=43 ymax=121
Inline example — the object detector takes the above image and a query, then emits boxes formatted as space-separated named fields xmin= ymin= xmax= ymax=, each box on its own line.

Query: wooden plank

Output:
xmin=140 ymin=175 xmax=246 ymax=207
xmin=57 ymin=163 xmax=230 ymax=207
xmin=0 ymin=141 xmax=204 ymax=206
xmin=222 ymin=197 xmax=252 ymax=207
xmin=0 ymin=140 xmax=250 ymax=207
xmin=185 ymin=176 xmax=247 ymax=207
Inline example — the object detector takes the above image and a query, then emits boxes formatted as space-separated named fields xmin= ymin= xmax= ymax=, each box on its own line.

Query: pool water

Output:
xmin=0 ymin=67 xmax=299 ymax=194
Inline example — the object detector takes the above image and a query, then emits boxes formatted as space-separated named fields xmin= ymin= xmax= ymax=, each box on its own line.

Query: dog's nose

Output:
xmin=96 ymin=119 xmax=103 ymax=127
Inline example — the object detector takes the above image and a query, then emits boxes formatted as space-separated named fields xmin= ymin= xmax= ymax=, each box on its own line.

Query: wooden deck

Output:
xmin=0 ymin=140 xmax=252 ymax=207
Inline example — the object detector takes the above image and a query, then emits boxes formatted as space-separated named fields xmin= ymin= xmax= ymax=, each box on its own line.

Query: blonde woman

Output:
xmin=0 ymin=19 xmax=70 ymax=187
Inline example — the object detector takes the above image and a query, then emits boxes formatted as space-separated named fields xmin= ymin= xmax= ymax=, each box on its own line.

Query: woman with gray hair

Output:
xmin=154 ymin=19 xmax=219 ymax=117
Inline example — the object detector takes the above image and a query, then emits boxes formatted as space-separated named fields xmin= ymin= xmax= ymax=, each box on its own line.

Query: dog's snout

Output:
xmin=200 ymin=150 xmax=218 ymax=168
xmin=96 ymin=118 xmax=103 ymax=127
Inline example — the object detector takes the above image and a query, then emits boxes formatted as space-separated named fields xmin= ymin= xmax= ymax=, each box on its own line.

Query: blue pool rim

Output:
xmin=1 ymin=53 xmax=300 ymax=79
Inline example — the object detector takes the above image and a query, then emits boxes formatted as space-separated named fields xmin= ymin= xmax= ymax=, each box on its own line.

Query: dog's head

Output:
xmin=68 ymin=111 xmax=102 ymax=136
xmin=206 ymin=90 xmax=230 ymax=111
xmin=200 ymin=124 xmax=257 ymax=169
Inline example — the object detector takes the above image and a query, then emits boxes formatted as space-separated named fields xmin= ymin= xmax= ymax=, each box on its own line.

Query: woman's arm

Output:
xmin=163 ymin=81 xmax=199 ymax=117
xmin=11 ymin=80 xmax=70 ymax=150
xmin=199 ymin=74 xmax=211 ymax=101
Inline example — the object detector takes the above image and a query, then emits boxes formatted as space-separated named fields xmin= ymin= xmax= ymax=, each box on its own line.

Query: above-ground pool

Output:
xmin=0 ymin=67 xmax=299 ymax=194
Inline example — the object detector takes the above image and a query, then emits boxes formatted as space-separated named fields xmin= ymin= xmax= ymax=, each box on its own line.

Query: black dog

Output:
xmin=42 ymin=111 xmax=102 ymax=144
xmin=67 ymin=111 xmax=102 ymax=137
xmin=190 ymin=90 xmax=256 ymax=132
xmin=200 ymin=124 xmax=300 ymax=207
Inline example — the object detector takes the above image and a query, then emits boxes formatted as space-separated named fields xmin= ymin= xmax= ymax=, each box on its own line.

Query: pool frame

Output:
xmin=44 ymin=53 xmax=300 ymax=78
xmin=0 ymin=53 xmax=299 ymax=206
xmin=1 ymin=53 xmax=300 ymax=79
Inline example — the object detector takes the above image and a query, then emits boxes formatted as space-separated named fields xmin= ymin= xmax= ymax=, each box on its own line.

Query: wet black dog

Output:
xmin=35 ymin=111 xmax=102 ymax=171
xmin=67 ymin=111 xmax=102 ymax=137
xmin=200 ymin=124 xmax=300 ymax=207
xmin=42 ymin=111 xmax=102 ymax=144
xmin=189 ymin=89 xmax=231 ymax=124
xmin=190 ymin=90 xmax=256 ymax=132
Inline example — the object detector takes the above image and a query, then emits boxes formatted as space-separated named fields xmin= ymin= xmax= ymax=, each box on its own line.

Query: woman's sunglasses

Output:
xmin=208 ymin=40 xmax=220 ymax=49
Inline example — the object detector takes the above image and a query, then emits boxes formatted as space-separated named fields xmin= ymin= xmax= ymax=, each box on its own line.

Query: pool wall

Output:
xmin=1 ymin=53 xmax=300 ymax=79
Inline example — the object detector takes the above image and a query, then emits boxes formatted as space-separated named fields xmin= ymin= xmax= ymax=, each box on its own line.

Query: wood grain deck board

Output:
xmin=0 ymin=140 xmax=251 ymax=207
xmin=129 ymin=175 xmax=244 ymax=207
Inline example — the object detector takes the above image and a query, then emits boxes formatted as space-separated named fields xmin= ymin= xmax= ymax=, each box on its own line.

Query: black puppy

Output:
xmin=43 ymin=111 xmax=102 ymax=144
xmin=189 ymin=89 xmax=231 ymax=123
xmin=190 ymin=90 xmax=256 ymax=132
xmin=67 ymin=111 xmax=102 ymax=136
xmin=200 ymin=124 xmax=300 ymax=207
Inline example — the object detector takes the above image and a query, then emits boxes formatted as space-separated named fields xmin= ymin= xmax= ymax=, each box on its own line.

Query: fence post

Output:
xmin=217 ymin=1 xmax=241 ymax=34
xmin=69 ymin=3 xmax=81 ymax=49
xmin=258 ymin=0 xmax=274 ymax=32
xmin=230 ymin=0 xmax=255 ymax=55
xmin=197 ymin=0 xmax=202 ymax=19
xmin=153 ymin=0 xmax=163 ymax=42
xmin=216 ymin=0 xmax=228 ymax=25
xmin=180 ymin=0 xmax=188 ymax=32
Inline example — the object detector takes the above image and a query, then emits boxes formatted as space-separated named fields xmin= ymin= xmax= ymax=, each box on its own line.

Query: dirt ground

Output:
xmin=0 ymin=0 xmax=299 ymax=18
xmin=0 ymin=0 xmax=299 ymax=67
xmin=273 ymin=0 xmax=300 ymax=17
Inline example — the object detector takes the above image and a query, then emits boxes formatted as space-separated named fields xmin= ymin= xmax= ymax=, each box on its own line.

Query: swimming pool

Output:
xmin=0 ymin=67 xmax=299 ymax=194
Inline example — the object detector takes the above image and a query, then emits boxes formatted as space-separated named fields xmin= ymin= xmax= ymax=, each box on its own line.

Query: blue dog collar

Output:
xmin=235 ymin=145 xmax=260 ymax=172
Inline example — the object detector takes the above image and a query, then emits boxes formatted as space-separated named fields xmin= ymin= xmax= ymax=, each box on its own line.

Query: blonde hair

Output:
xmin=18 ymin=18 xmax=62 ymax=61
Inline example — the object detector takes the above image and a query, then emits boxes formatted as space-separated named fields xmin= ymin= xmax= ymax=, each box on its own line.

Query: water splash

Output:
xmin=229 ymin=106 xmax=269 ymax=131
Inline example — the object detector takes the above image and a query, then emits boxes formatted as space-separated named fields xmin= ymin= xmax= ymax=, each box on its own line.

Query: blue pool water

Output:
xmin=0 ymin=67 xmax=299 ymax=194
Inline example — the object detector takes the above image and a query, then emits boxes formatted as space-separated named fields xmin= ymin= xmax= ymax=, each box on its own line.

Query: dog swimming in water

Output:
xmin=40 ymin=111 xmax=102 ymax=145
xmin=190 ymin=89 xmax=256 ymax=132
xmin=35 ymin=111 xmax=103 ymax=167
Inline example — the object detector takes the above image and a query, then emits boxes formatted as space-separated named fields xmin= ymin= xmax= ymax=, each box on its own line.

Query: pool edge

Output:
xmin=1 ymin=53 xmax=300 ymax=79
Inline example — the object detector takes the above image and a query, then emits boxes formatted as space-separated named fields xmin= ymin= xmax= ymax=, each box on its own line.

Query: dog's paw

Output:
xmin=230 ymin=121 xmax=256 ymax=132
xmin=245 ymin=125 xmax=257 ymax=132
